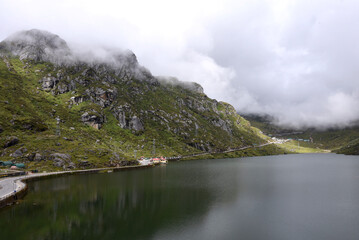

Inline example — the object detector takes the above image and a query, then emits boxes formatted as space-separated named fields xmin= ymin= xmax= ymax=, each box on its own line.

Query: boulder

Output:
xmin=129 ymin=116 xmax=144 ymax=132
xmin=51 ymin=153 xmax=71 ymax=160
xmin=50 ymin=153 xmax=71 ymax=168
xmin=67 ymin=162 xmax=76 ymax=169
xmin=3 ymin=136 xmax=19 ymax=148
xmin=212 ymin=118 xmax=232 ymax=134
xmin=118 ymin=160 xmax=137 ymax=166
xmin=26 ymin=152 xmax=36 ymax=161
xmin=78 ymin=160 xmax=91 ymax=168
xmin=11 ymin=147 xmax=27 ymax=158
xmin=53 ymin=158 xmax=65 ymax=168
xmin=34 ymin=153 xmax=43 ymax=161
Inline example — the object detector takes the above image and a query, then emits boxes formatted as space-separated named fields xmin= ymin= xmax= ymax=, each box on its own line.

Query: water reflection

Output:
xmin=1 ymin=154 xmax=359 ymax=240
xmin=0 ymin=162 xmax=237 ymax=240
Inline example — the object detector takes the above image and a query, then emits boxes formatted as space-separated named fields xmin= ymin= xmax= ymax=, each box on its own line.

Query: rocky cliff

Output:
xmin=0 ymin=29 xmax=275 ymax=170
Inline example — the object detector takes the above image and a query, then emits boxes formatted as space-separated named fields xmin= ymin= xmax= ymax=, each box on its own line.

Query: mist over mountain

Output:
xmin=0 ymin=29 xmax=71 ymax=63
xmin=0 ymin=29 xmax=292 ymax=169
xmin=3 ymin=1 xmax=359 ymax=130
xmin=0 ymin=29 xmax=206 ymax=94
xmin=0 ymin=29 xmax=151 ymax=80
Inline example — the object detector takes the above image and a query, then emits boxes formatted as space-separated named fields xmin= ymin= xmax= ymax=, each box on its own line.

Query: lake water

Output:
xmin=1 ymin=153 xmax=359 ymax=240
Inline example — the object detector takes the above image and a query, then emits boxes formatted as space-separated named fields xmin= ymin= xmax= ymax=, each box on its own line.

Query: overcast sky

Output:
xmin=1 ymin=0 xmax=359 ymax=129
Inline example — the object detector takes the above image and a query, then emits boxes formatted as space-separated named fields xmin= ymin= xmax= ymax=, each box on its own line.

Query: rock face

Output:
xmin=50 ymin=153 xmax=73 ymax=168
xmin=0 ymin=29 xmax=267 ymax=163
xmin=81 ymin=112 xmax=105 ymax=129
xmin=190 ymin=82 xmax=204 ymax=94
xmin=40 ymin=76 xmax=59 ymax=91
xmin=27 ymin=153 xmax=43 ymax=161
xmin=212 ymin=118 xmax=232 ymax=134
xmin=129 ymin=116 xmax=144 ymax=132
xmin=113 ymin=105 xmax=144 ymax=132
xmin=114 ymin=104 xmax=131 ymax=128
xmin=3 ymin=136 xmax=19 ymax=148
xmin=85 ymin=87 xmax=118 ymax=108
xmin=57 ymin=83 xmax=69 ymax=94
xmin=70 ymin=96 xmax=88 ymax=105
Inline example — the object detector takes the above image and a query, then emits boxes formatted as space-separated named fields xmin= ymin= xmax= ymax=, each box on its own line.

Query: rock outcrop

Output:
xmin=70 ymin=96 xmax=88 ymax=105
xmin=85 ymin=87 xmax=118 ymax=108
xmin=50 ymin=153 xmax=74 ymax=169
xmin=40 ymin=76 xmax=59 ymax=91
xmin=10 ymin=147 xmax=27 ymax=158
xmin=78 ymin=160 xmax=92 ymax=168
xmin=3 ymin=136 xmax=19 ymax=148
xmin=34 ymin=153 xmax=43 ymax=161
xmin=0 ymin=29 xmax=270 ymax=168
xmin=129 ymin=115 xmax=144 ymax=132
xmin=81 ymin=111 xmax=105 ymax=130
xmin=113 ymin=104 xmax=144 ymax=132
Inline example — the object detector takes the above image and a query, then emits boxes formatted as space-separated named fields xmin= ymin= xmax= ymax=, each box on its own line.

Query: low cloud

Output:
xmin=1 ymin=0 xmax=359 ymax=129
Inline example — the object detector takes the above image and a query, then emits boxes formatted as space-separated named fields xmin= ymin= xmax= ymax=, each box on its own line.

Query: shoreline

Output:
xmin=0 ymin=164 xmax=153 ymax=209
xmin=0 ymin=141 xmax=328 ymax=209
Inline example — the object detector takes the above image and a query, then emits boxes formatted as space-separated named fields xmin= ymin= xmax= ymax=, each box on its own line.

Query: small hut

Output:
xmin=2 ymin=161 xmax=14 ymax=167
xmin=15 ymin=163 xmax=25 ymax=168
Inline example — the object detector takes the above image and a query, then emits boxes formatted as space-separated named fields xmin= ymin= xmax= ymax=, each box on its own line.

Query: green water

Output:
xmin=1 ymin=154 xmax=359 ymax=240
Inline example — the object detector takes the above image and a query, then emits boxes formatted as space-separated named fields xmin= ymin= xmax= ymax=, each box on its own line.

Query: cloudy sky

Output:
xmin=1 ymin=0 xmax=359 ymax=128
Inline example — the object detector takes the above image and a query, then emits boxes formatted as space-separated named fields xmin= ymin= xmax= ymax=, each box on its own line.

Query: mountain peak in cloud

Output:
xmin=0 ymin=29 xmax=205 ymax=91
xmin=0 ymin=29 xmax=71 ymax=62
xmin=0 ymin=29 xmax=155 ymax=82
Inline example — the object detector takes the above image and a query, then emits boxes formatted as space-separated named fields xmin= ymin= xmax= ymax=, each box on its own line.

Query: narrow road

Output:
xmin=0 ymin=177 xmax=18 ymax=199
xmin=169 ymin=140 xmax=285 ymax=160
xmin=180 ymin=143 xmax=269 ymax=159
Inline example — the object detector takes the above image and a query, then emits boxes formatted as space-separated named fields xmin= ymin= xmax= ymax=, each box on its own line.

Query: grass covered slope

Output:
xmin=243 ymin=114 xmax=359 ymax=155
xmin=0 ymin=54 xmax=279 ymax=171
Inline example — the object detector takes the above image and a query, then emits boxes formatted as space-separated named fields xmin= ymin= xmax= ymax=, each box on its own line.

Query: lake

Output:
xmin=1 ymin=153 xmax=359 ymax=240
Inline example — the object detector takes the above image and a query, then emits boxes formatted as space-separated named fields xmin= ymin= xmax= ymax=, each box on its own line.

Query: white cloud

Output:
xmin=1 ymin=0 xmax=359 ymax=128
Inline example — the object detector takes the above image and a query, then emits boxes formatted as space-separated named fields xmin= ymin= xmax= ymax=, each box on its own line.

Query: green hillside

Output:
xmin=0 ymin=29 xmax=290 ymax=171
xmin=242 ymin=114 xmax=359 ymax=155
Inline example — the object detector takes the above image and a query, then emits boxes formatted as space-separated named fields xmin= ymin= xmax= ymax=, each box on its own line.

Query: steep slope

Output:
xmin=0 ymin=29 xmax=278 ymax=171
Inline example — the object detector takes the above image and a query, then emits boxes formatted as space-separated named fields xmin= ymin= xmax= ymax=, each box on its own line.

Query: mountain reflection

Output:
xmin=0 ymin=161 xmax=240 ymax=240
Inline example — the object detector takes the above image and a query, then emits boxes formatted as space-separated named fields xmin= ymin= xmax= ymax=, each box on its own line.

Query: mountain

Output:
xmin=242 ymin=113 xmax=359 ymax=155
xmin=0 ymin=29 xmax=71 ymax=63
xmin=0 ymin=29 xmax=286 ymax=171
